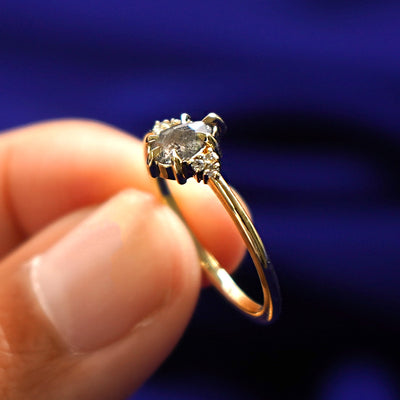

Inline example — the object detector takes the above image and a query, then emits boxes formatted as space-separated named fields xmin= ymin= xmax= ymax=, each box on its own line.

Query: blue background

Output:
xmin=1 ymin=1 xmax=400 ymax=399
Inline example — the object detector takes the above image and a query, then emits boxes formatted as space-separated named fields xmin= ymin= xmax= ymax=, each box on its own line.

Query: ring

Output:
xmin=144 ymin=113 xmax=281 ymax=323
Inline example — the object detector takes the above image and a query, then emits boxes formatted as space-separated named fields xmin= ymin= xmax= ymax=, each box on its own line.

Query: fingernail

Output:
xmin=29 ymin=189 xmax=195 ymax=352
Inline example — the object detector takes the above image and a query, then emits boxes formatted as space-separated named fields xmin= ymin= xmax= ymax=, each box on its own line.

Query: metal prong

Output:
xmin=202 ymin=112 xmax=227 ymax=135
xmin=171 ymin=150 xmax=186 ymax=184
xmin=194 ymin=171 xmax=203 ymax=183
xmin=159 ymin=165 xmax=169 ymax=179
xmin=181 ymin=113 xmax=191 ymax=123
xmin=145 ymin=134 xmax=158 ymax=143
xmin=146 ymin=146 xmax=154 ymax=166
xmin=147 ymin=146 xmax=161 ymax=177
xmin=205 ymin=134 xmax=219 ymax=151
xmin=148 ymin=163 xmax=160 ymax=178
xmin=149 ymin=146 xmax=161 ymax=159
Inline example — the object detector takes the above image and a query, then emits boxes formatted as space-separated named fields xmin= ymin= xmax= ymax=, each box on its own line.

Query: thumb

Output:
xmin=0 ymin=189 xmax=201 ymax=399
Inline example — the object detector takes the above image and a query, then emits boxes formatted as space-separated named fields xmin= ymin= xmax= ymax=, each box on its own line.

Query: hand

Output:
xmin=0 ymin=120 xmax=245 ymax=399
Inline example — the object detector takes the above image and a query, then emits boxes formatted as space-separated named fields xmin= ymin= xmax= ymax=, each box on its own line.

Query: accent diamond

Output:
xmin=191 ymin=156 xmax=205 ymax=172
xmin=203 ymin=168 xmax=220 ymax=179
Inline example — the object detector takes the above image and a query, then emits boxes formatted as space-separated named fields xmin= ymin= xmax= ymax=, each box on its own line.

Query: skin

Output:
xmin=0 ymin=119 xmax=245 ymax=399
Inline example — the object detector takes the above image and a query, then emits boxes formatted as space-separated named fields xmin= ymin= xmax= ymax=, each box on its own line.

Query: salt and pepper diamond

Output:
xmin=152 ymin=121 xmax=211 ymax=166
xmin=146 ymin=113 xmax=224 ymax=184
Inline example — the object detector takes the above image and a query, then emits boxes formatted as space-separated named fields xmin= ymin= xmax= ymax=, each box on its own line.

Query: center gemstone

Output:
xmin=153 ymin=121 xmax=211 ymax=165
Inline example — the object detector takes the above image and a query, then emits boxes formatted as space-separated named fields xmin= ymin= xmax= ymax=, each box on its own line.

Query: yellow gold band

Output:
xmin=157 ymin=174 xmax=281 ymax=324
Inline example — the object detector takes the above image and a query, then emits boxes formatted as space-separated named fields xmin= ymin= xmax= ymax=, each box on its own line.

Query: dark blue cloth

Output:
xmin=1 ymin=1 xmax=399 ymax=399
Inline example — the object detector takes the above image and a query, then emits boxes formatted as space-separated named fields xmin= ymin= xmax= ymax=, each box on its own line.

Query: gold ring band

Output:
xmin=145 ymin=113 xmax=281 ymax=323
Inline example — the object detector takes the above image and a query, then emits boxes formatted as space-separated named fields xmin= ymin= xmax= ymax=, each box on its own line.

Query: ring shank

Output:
xmin=156 ymin=175 xmax=280 ymax=324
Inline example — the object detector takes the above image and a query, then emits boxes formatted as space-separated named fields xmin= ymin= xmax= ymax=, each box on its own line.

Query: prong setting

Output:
xmin=145 ymin=113 xmax=225 ymax=184
xmin=202 ymin=112 xmax=227 ymax=136
xmin=180 ymin=113 xmax=192 ymax=124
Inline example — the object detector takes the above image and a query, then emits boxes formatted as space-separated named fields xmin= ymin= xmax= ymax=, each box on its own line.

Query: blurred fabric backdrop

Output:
xmin=1 ymin=1 xmax=400 ymax=399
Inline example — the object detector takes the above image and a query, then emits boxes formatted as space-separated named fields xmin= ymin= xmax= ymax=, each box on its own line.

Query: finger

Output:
xmin=0 ymin=119 xmax=245 ymax=274
xmin=2 ymin=205 xmax=94 ymax=270
xmin=0 ymin=189 xmax=201 ymax=399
